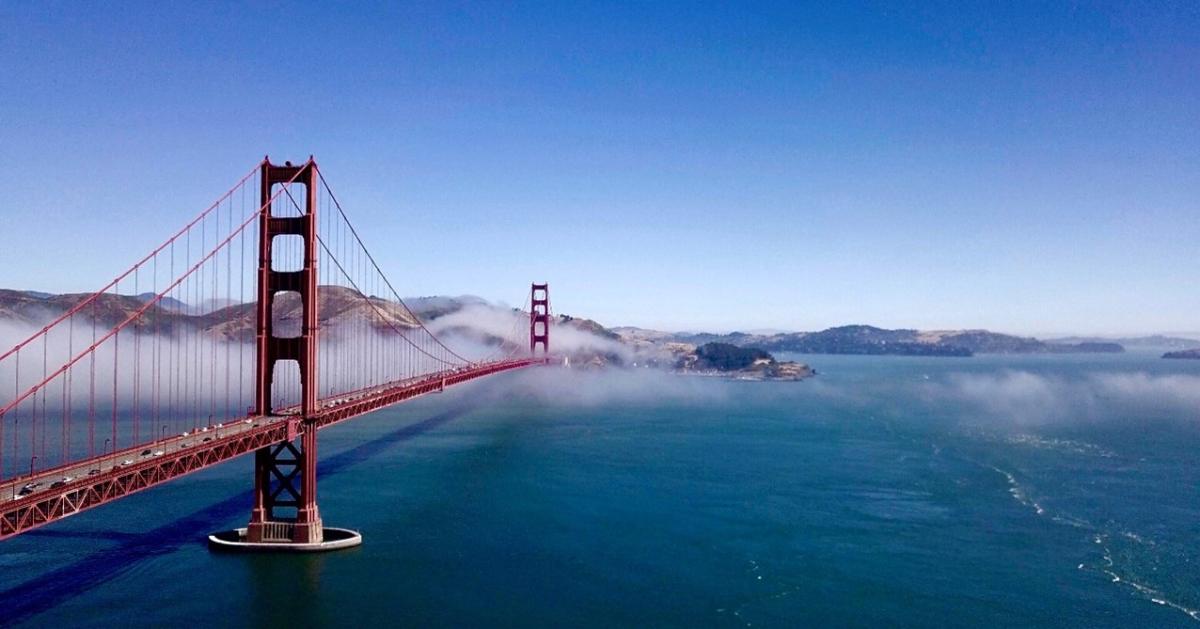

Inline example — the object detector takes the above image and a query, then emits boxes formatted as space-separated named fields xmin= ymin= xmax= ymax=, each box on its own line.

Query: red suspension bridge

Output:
xmin=0 ymin=158 xmax=552 ymax=549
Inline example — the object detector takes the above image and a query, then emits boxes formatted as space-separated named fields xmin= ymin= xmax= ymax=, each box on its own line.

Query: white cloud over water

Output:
xmin=934 ymin=370 xmax=1200 ymax=424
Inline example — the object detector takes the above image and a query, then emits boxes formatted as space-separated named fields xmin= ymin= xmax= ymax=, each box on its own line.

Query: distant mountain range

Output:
xmin=1047 ymin=335 xmax=1200 ymax=350
xmin=0 ymin=288 xmax=614 ymax=362
xmin=403 ymin=295 xmax=491 ymax=319
xmin=0 ymin=287 xmax=421 ymax=341
xmin=618 ymin=325 xmax=1130 ymax=357
xmin=5 ymin=288 xmax=1197 ymax=361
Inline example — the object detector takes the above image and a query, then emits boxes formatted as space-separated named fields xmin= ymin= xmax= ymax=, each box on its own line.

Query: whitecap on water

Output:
xmin=990 ymin=466 xmax=1045 ymax=515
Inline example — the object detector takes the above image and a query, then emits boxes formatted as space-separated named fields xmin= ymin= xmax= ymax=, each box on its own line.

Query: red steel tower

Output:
xmin=247 ymin=158 xmax=324 ymax=545
xmin=530 ymin=283 xmax=550 ymax=357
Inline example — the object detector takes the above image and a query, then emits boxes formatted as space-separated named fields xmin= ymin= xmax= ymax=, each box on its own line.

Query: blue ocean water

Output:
xmin=1 ymin=353 xmax=1198 ymax=627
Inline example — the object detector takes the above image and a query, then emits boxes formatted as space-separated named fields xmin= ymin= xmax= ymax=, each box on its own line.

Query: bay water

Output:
xmin=2 ymin=353 xmax=1198 ymax=627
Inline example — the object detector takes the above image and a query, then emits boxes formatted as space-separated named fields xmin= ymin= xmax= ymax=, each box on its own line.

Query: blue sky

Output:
xmin=0 ymin=2 xmax=1196 ymax=335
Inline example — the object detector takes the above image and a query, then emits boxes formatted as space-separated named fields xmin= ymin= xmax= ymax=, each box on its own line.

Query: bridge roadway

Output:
xmin=0 ymin=358 xmax=543 ymax=539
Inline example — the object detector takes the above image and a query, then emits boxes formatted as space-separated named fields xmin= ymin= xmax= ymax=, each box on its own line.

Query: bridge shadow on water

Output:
xmin=1 ymin=402 xmax=480 ymax=624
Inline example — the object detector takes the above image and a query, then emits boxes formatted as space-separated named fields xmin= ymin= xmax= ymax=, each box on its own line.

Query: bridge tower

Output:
xmin=246 ymin=158 xmax=325 ymax=545
xmin=530 ymin=283 xmax=550 ymax=358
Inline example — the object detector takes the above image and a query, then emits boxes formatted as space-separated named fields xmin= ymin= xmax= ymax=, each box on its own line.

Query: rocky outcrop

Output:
xmin=674 ymin=343 xmax=814 ymax=381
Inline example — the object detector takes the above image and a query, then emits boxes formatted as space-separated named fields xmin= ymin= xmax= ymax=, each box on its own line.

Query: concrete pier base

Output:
xmin=207 ymin=527 xmax=362 ymax=553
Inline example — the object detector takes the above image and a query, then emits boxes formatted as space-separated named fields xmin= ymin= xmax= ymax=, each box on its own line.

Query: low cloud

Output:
xmin=428 ymin=303 xmax=634 ymax=363
xmin=932 ymin=370 xmax=1200 ymax=424
xmin=468 ymin=364 xmax=730 ymax=408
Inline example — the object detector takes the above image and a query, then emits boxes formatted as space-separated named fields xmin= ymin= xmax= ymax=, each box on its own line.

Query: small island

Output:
xmin=675 ymin=342 xmax=814 ymax=381
xmin=1162 ymin=348 xmax=1200 ymax=359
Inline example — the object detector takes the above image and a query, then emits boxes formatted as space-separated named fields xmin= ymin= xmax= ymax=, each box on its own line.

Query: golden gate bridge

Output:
xmin=0 ymin=157 xmax=552 ymax=550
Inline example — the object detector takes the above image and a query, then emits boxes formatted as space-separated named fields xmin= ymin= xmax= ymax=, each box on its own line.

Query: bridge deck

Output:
xmin=0 ymin=359 xmax=542 ymax=540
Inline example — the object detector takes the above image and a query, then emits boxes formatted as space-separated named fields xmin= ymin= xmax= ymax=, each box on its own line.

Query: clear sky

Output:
xmin=0 ymin=2 xmax=1196 ymax=335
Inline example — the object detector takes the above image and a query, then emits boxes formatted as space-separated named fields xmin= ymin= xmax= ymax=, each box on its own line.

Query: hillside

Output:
xmin=616 ymin=325 xmax=1127 ymax=357
xmin=674 ymin=342 xmax=814 ymax=381
xmin=200 ymin=285 xmax=422 ymax=342
xmin=0 ymin=286 xmax=421 ymax=341
xmin=763 ymin=326 xmax=971 ymax=356
xmin=404 ymin=295 xmax=490 ymax=320
xmin=0 ymin=289 xmax=188 ymax=332
xmin=1050 ymin=335 xmax=1200 ymax=350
